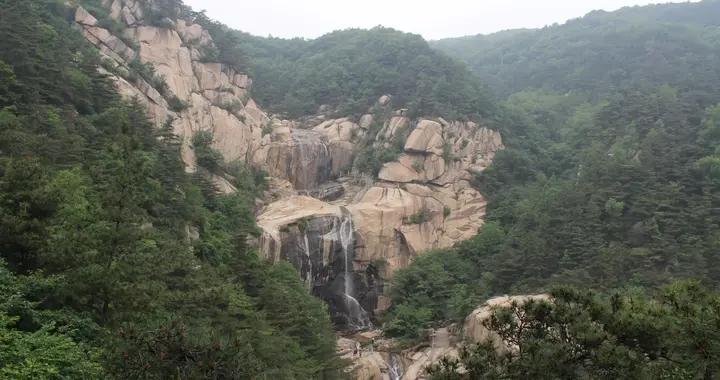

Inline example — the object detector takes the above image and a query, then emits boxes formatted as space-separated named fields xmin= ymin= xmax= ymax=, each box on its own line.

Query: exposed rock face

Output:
xmin=77 ymin=0 xmax=504 ymax=330
xmin=253 ymin=127 xmax=332 ymax=191
xmin=341 ymin=294 xmax=551 ymax=380
xmin=340 ymin=327 xmax=460 ymax=380
xmin=404 ymin=120 xmax=444 ymax=155
xmin=75 ymin=0 xmax=267 ymax=183
xmin=258 ymin=196 xmax=379 ymax=329
xmin=256 ymin=117 xmax=503 ymax=318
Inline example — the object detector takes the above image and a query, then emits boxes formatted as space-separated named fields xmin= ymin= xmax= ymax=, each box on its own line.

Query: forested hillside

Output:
xmin=433 ymin=0 xmax=720 ymax=100
xmin=195 ymin=21 xmax=496 ymax=120
xmin=387 ymin=0 xmax=720 ymax=365
xmin=3 ymin=0 xmax=720 ymax=378
xmin=0 ymin=1 xmax=340 ymax=378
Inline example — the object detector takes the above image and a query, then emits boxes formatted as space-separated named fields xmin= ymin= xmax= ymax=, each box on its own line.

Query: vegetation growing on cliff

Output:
xmin=0 ymin=0 xmax=340 ymax=377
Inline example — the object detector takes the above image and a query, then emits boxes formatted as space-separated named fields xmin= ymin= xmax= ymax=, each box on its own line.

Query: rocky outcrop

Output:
xmin=341 ymin=294 xmax=551 ymax=380
xmin=74 ymin=0 xmax=267 ymax=186
xmin=77 ymin=0 xmax=504 ymax=331
xmin=464 ymin=294 xmax=551 ymax=351
xmin=256 ymin=116 xmax=502 ymax=318
xmin=257 ymin=196 xmax=379 ymax=329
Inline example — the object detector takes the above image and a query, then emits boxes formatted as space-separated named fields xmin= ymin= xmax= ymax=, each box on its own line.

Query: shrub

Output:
xmin=192 ymin=131 xmax=224 ymax=173
xmin=168 ymin=95 xmax=189 ymax=112
xmin=404 ymin=208 xmax=432 ymax=225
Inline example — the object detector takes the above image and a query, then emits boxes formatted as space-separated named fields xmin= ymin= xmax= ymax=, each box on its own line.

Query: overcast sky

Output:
xmin=182 ymin=0 xmax=696 ymax=40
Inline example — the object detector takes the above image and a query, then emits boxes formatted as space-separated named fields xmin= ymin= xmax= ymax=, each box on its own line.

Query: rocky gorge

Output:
xmin=73 ymin=0 xmax=505 ymax=376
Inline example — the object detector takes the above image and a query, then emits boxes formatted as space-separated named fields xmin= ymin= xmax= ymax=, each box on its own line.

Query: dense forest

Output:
xmin=190 ymin=18 xmax=496 ymax=120
xmin=385 ymin=0 xmax=720 ymax=363
xmin=2 ymin=0 xmax=720 ymax=378
xmin=432 ymin=0 xmax=720 ymax=99
xmin=0 ymin=0 xmax=340 ymax=378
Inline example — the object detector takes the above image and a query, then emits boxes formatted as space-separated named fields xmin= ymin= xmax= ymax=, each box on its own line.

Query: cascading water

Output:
xmin=302 ymin=231 xmax=312 ymax=287
xmin=339 ymin=216 xmax=372 ymax=330
xmin=388 ymin=353 xmax=403 ymax=380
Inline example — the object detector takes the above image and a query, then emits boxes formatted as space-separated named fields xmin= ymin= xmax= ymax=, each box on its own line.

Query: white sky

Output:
xmin=183 ymin=0 xmax=697 ymax=40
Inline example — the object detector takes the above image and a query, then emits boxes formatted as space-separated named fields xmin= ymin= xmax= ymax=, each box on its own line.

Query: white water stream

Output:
xmin=339 ymin=216 xmax=372 ymax=330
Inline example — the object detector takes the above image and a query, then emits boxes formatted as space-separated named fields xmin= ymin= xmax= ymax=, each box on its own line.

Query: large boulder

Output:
xmin=404 ymin=120 xmax=444 ymax=155
xmin=464 ymin=294 xmax=552 ymax=350
xmin=378 ymin=153 xmax=446 ymax=183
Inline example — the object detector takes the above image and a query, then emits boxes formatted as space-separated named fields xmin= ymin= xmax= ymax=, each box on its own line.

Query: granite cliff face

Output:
xmin=74 ymin=0 xmax=504 ymax=329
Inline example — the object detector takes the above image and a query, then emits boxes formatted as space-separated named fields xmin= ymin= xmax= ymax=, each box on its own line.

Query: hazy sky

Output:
xmin=183 ymin=0 xmax=694 ymax=40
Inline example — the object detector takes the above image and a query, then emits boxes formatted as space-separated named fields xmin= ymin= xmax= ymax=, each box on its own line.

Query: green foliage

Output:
xmin=0 ymin=1 xmax=340 ymax=378
xmin=203 ymin=26 xmax=495 ymax=119
xmin=167 ymin=95 xmax=189 ymax=112
xmin=434 ymin=1 xmax=720 ymax=100
xmin=127 ymin=58 xmax=169 ymax=95
xmin=192 ymin=130 xmax=224 ymax=173
xmin=0 ymin=312 xmax=104 ymax=379
xmin=386 ymin=251 xmax=480 ymax=341
xmin=390 ymin=1 xmax=720 ymax=348
xmin=428 ymin=281 xmax=720 ymax=379
xmin=352 ymin=115 xmax=408 ymax=176
xmin=403 ymin=207 xmax=432 ymax=225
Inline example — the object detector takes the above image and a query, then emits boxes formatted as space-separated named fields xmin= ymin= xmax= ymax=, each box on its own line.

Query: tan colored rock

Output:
xmin=257 ymin=196 xmax=343 ymax=263
xmin=359 ymin=114 xmax=374 ymax=129
xmin=132 ymin=26 xmax=197 ymax=100
xmin=348 ymin=186 xmax=444 ymax=278
xmin=405 ymin=120 xmax=444 ymax=155
xmin=108 ymin=70 xmax=171 ymax=128
xmin=378 ymin=153 xmax=445 ymax=183
xmin=81 ymin=25 xmax=135 ymax=63
xmin=175 ymin=20 xmax=205 ymax=43
xmin=378 ymin=160 xmax=419 ymax=183
xmin=109 ymin=0 xmax=122 ymax=21
xmin=121 ymin=6 xmax=137 ymax=26
xmin=464 ymin=295 xmax=552 ymax=351
xmin=313 ymin=118 xmax=359 ymax=143
xmin=253 ymin=128 xmax=332 ymax=190
xmin=233 ymin=74 xmax=252 ymax=89
xmin=75 ymin=7 xmax=98 ymax=26
xmin=377 ymin=116 xmax=409 ymax=142
xmin=329 ymin=141 xmax=355 ymax=176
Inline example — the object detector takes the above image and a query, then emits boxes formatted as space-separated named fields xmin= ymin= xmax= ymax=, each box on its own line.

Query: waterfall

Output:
xmin=388 ymin=353 xmax=403 ymax=380
xmin=339 ymin=216 xmax=372 ymax=330
xmin=303 ymin=231 xmax=312 ymax=287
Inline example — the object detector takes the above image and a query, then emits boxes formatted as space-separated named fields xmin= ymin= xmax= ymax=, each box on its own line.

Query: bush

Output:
xmin=404 ymin=208 xmax=432 ymax=225
xmin=192 ymin=131 xmax=224 ymax=173
xmin=168 ymin=95 xmax=189 ymax=112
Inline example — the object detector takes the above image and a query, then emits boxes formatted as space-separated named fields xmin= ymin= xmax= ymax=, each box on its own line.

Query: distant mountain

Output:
xmin=433 ymin=0 xmax=720 ymax=101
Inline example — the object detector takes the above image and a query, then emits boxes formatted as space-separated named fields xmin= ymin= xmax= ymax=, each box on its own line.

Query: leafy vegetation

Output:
xmin=428 ymin=281 xmax=720 ymax=379
xmin=387 ymin=0 xmax=720 ymax=352
xmin=0 ymin=1 xmax=340 ymax=378
xmin=199 ymin=26 xmax=496 ymax=119
xmin=433 ymin=1 xmax=720 ymax=100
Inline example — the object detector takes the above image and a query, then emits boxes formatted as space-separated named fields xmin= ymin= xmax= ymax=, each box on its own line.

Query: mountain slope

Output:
xmin=0 ymin=0 xmax=340 ymax=377
xmin=385 ymin=0 xmax=720 ymax=355
xmin=433 ymin=0 xmax=720 ymax=100
xmin=200 ymin=22 xmax=497 ymax=119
